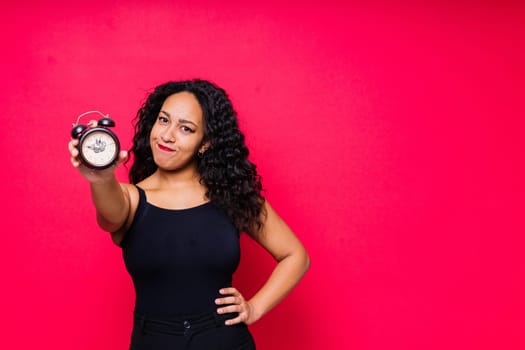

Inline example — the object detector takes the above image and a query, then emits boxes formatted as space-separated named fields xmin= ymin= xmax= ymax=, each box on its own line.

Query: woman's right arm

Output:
xmin=68 ymin=137 xmax=133 ymax=243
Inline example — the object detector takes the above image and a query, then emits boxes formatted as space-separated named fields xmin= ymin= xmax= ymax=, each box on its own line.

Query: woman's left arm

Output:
xmin=215 ymin=201 xmax=310 ymax=325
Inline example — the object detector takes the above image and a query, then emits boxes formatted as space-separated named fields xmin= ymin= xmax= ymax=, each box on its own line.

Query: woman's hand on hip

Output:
xmin=215 ymin=287 xmax=260 ymax=326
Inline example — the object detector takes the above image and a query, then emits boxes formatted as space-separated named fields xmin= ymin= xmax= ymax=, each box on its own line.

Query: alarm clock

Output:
xmin=71 ymin=111 xmax=120 ymax=170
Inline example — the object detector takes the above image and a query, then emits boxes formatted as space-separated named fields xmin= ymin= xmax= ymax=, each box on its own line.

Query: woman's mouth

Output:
xmin=158 ymin=144 xmax=175 ymax=152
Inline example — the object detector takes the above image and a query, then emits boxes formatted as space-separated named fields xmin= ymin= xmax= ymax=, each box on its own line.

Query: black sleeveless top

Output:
xmin=120 ymin=186 xmax=240 ymax=318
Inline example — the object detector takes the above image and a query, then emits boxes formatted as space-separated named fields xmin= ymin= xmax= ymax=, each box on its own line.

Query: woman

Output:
xmin=68 ymin=79 xmax=310 ymax=349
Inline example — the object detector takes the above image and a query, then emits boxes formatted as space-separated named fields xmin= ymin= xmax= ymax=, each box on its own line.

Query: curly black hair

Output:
xmin=129 ymin=79 xmax=266 ymax=235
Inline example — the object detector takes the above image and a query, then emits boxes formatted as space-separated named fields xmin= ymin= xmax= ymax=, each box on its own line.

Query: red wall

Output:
xmin=1 ymin=1 xmax=524 ymax=349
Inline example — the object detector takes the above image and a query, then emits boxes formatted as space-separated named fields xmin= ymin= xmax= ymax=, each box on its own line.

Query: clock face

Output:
xmin=79 ymin=128 xmax=119 ymax=169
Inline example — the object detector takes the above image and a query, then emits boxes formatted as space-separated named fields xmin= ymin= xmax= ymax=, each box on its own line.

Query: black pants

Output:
xmin=130 ymin=311 xmax=256 ymax=350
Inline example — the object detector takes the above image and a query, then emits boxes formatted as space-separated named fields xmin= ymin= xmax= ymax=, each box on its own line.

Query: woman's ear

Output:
xmin=199 ymin=141 xmax=211 ymax=154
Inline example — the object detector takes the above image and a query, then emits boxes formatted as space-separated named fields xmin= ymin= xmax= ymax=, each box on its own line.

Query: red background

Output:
xmin=1 ymin=1 xmax=524 ymax=349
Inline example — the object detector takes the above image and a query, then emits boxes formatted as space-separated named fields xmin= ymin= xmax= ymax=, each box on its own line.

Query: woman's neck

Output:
xmin=152 ymin=166 xmax=202 ymax=189
xmin=142 ymin=167 xmax=209 ymax=208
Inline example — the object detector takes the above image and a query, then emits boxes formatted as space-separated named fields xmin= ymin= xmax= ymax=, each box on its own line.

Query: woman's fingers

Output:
xmin=117 ymin=150 xmax=128 ymax=165
xmin=71 ymin=157 xmax=80 ymax=167
xmin=69 ymin=139 xmax=80 ymax=167
xmin=216 ymin=304 xmax=240 ymax=313
xmin=224 ymin=313 xmax=247 ymax=326
xmin=219 ymin=287 xmax=240 ymax=296
xmin=215 ymin=295 xmax=243 ymax=305
xmin=68 ymin=138 xmax=77 ymax=149
xmin=68 ymin=139 xmax=78 ymax=154
xmin=215 ymin=287 xmax=252 ymax=326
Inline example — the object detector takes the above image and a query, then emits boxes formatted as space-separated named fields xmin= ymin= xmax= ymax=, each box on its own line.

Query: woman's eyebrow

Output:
xmin=178 ymin=119 xmax=198 ymax=127
xmin=160 ymin=110 xmax=170 ymax=117
xmin=160 ymin=110 xmax=198 ymax=127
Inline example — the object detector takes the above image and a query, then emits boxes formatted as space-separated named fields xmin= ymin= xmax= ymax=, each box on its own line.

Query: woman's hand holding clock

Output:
xmin=69 ymin=119 xmax=127 ymax=183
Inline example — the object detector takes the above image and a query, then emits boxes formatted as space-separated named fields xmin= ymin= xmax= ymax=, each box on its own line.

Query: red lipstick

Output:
xmin=158 ymin=144 xmax=174 ymax=152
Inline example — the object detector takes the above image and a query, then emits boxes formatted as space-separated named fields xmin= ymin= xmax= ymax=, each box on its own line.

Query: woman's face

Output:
xmin=149 ymin=91 xmax=207 ymax=172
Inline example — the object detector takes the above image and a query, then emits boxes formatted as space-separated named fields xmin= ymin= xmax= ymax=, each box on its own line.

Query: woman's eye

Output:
xmin=181 ymin=126 xmax=194 ymax=133
xmin=158 ymin=116 xmax=169 ymax=124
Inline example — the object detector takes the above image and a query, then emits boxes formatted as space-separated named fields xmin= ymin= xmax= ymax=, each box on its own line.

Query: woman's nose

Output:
xmin=160 ymin=128 xmax=175 ymax=142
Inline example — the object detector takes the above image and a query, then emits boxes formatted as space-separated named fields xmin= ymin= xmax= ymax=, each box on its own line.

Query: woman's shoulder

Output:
xmin=133 ymin=173 xmax=158 ymax=190
xmin=117 ymin=182 xmax=143 ymax=219
xmin=120 ymin=182 xmax=140 ymax=199
xmin=124 ymin=175 xmax=165 ymax=206
xmin=110 ymin=182 xmax=142 ymax=246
